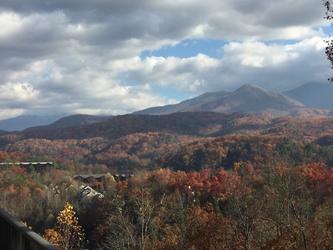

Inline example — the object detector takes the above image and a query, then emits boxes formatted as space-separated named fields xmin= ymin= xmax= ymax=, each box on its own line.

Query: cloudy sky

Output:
xmin=0 ymin=0 xmax=331 ymax=118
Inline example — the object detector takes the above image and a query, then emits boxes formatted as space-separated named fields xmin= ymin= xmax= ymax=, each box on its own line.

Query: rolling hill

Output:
xmin=24 ymin=114 xmax=112 ymax=131
xmin=21 ymin=112 xmax=249 ymax=140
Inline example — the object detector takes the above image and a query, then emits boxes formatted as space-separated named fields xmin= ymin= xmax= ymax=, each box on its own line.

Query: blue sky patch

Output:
xmin=140 ymin=38 xmax=227 ymax=59
xmin=151 ymin=85 xmax=194 ymax=102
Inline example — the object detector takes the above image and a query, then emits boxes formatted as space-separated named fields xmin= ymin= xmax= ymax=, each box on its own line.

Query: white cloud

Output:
xmin=0 ymin=12 xmax=22 ymax=38
xmin=222 ymin=37 xmax=325 ymax=68
xmin=115 ymin=37 xmax=329 ymax=92
xmin=0 ymin=0 xmax=330 ymax=117
xmin=216 ymin=37 xmax=330 ymax=90
xmin=115 ymin=54 xmax=220 ymax=92
xmin=0 ymin=109 xmax=25 ymax=120
xmin=0 ymin=82 xmax=39 ymax=101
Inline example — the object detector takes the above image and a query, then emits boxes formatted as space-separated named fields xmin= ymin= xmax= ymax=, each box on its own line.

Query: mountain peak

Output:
xmin=235 ymin=84 xmax=265 ymax=93
xmin=237 ymin=83 xmax=260 ymax=89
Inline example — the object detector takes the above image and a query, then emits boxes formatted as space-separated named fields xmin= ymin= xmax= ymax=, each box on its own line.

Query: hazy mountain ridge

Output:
xmin=0 ymin=114 xmax=64 ymax=131
xmin=284 ymin=82 xmax=333 ymax=110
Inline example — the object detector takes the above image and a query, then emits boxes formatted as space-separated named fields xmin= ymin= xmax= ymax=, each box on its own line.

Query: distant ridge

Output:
xmin=284 ymin=83 xmax=333 ymax=110
xmin=0 ymin=115 xmax=64 ymax=131
xmin=136 ymin=84 xmax=304 ymax=115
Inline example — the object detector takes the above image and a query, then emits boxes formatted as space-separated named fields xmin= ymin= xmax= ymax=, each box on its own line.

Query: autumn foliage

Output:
xmin=0 ymin=115 xmax=333 ymax=249
xmin=43 ymin=202 xmax=86 ymax=249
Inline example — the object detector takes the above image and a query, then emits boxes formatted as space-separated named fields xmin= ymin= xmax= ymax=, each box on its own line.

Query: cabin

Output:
xmin=78 ymin=185 xmax=104 ymax=201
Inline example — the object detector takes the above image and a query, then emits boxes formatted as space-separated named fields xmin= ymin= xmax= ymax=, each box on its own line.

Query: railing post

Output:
xmin=0 ymin=208 xmax=57 ymax=250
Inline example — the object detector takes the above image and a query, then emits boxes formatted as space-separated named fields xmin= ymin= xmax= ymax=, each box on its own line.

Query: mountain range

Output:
xmin=136 ymin=83 xmax=333 ymax=116
xmin=0 ymin=82 xmax=332 ymax=132
xmin=136 ymin=84 xmax=304 ymax=115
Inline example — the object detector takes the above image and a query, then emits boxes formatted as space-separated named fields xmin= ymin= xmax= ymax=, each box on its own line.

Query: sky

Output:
xmin=0 ymin=0 xmax=331 ymax=119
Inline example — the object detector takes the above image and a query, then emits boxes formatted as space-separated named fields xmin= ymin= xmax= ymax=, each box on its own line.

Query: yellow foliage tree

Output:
xmin=43 ymin=202 xmax=86 ymax=250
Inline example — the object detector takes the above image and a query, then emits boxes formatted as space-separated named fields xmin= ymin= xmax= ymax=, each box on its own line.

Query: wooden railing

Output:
xmin=0 ymin=208 xmax=57 ymax=250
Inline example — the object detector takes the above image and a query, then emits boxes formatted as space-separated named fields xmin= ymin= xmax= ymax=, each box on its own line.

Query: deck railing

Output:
xmin=0 ymin=208 xmax=57 ymax=250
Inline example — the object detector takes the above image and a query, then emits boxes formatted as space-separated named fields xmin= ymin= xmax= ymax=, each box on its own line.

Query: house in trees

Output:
xmin=78 ymin=185 xmax=104 ymax=201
